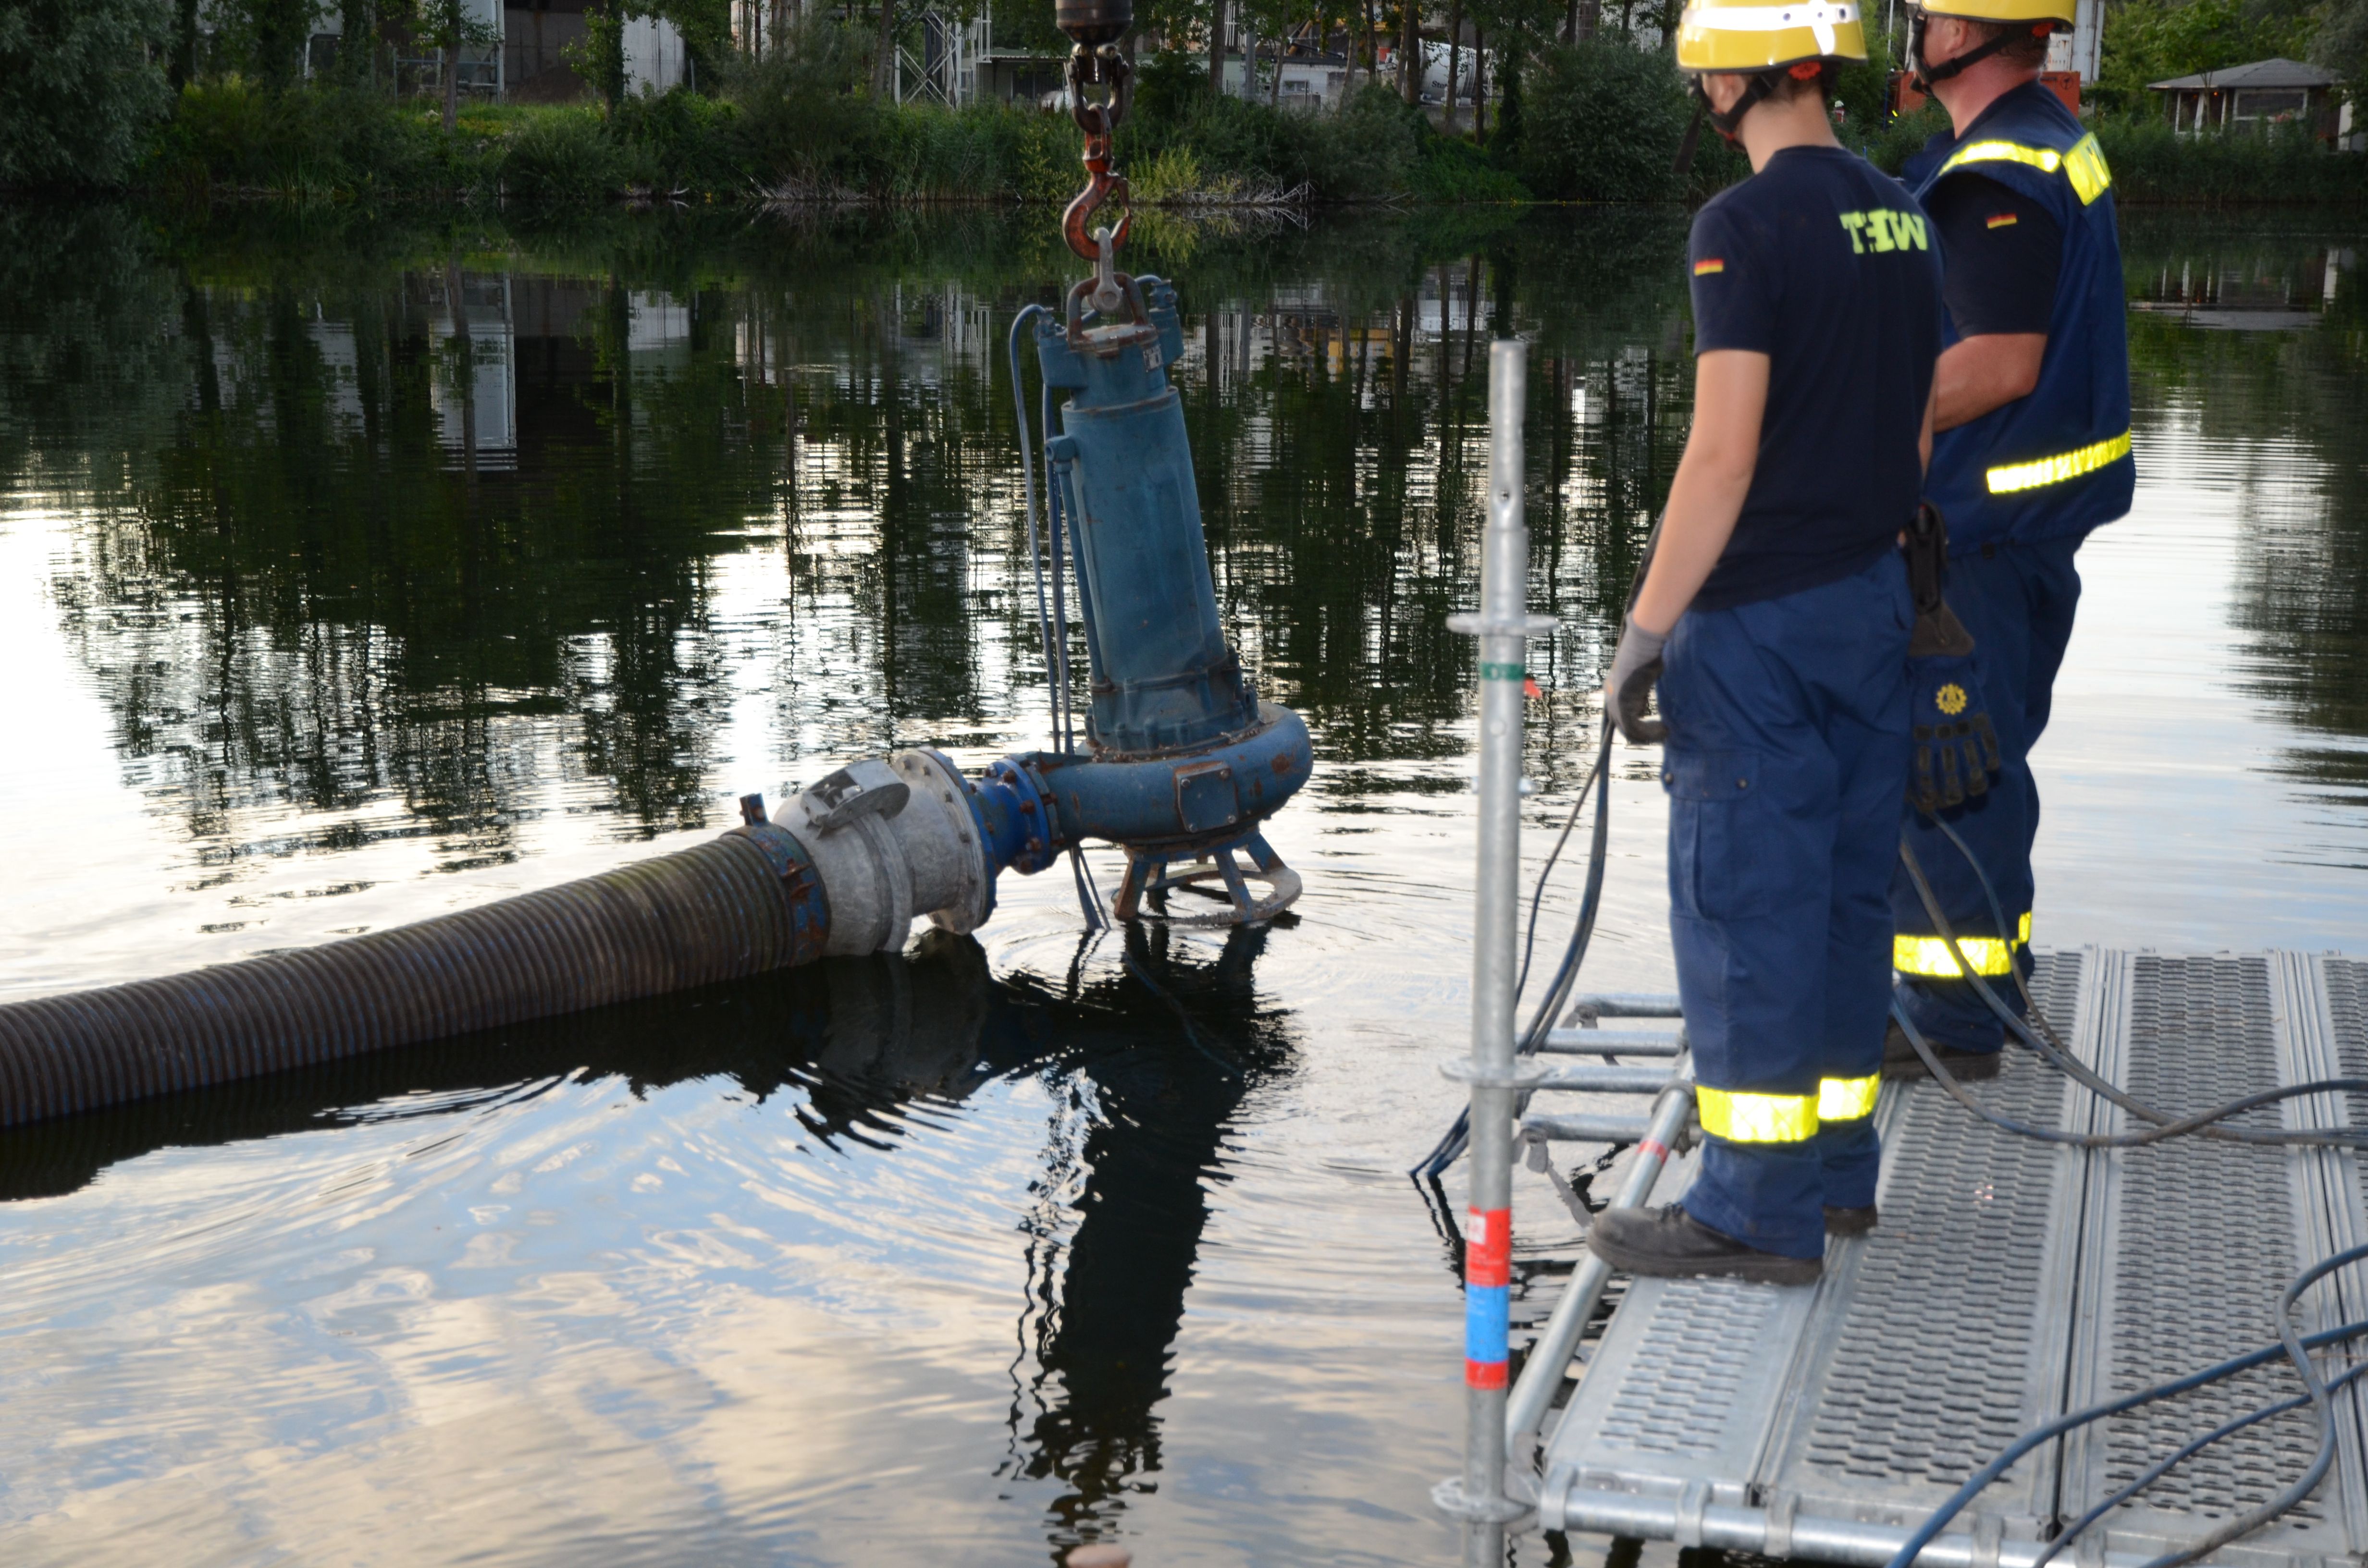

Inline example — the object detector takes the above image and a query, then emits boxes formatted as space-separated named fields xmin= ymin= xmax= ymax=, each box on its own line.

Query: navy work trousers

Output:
xmin=1891 ymin=535 xmax=2086 ymax=1052
xmin=1660 ymin=551 xmax=1913 ymax=1260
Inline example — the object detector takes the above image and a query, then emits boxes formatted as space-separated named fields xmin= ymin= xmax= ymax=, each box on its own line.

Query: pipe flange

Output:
xmin=898 ymin=749 xmax=995 ymax=937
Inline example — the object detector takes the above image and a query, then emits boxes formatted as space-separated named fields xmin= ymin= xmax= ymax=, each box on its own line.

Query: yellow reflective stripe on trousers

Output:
xmin=1696 ymin=1086 xmax=1820 ymax=1143
xmin=1818 ymin=1073 xmax=1880 ymax=1122
xmin=1895 ymin=911 xmax=2034 ymax=978
xmin=1939 ymin=132 xmax=2112 ymax=206
xmin=1986 ymin=429 xmax=2133 ymax=495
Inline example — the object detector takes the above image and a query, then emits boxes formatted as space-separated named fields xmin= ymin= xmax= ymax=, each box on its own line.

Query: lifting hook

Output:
xmin=1061 ymin=44 xmax=1133 ymax=270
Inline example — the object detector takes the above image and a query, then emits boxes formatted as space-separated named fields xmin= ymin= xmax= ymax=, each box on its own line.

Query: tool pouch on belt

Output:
xmin=1904 ymin=503 xmax=2003 ymax=816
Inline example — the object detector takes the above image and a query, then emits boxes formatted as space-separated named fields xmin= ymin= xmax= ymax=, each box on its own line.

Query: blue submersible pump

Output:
xmin=0 ymin=0 xmax=1308 ymax=1129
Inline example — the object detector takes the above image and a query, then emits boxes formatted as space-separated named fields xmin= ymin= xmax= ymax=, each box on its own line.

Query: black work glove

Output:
xmin=1606 ymin=615 xmax=1669 ymax=745
xmin=1907 ymin=652 xmax=2004 ymax=815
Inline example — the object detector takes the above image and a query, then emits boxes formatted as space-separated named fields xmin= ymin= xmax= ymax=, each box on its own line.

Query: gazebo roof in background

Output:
xmin=2147 ymin=57 xmax=2337 ymax=92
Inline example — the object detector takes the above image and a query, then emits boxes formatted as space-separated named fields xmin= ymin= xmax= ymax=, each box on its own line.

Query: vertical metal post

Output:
xmin=1437 ymin=340 xmax=1547 ymax=1560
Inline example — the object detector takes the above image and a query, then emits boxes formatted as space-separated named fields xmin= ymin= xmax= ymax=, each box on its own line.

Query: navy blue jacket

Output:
xmin=1906 ymin=83 xmax=2134 ymax=546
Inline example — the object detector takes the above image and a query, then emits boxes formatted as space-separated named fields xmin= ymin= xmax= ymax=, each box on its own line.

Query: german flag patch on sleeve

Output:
xmin=1693 ymin=258 xmax=1726 ymax=276
xmin=1985 ymin=212 xmax=2019 ymax=229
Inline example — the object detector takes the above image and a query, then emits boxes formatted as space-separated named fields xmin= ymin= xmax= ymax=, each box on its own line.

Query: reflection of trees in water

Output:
xmin=10 ymin=208 xmax=1696 ymax=868
xmin=2122 ymin=219 xmax=2368 ymax=796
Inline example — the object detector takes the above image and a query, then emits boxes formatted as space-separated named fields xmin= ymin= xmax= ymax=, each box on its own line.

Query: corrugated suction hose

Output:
xmin=0 ymin=827 xmax=827 ymax=1129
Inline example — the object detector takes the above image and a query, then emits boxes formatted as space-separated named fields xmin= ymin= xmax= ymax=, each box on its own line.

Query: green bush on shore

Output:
xmin=124 ymin=43 xmax=2368 ymax=211
xmin=1520 ymin=39 xmax=1750 ymax=202
xmin=2092 ymin=116 xmax=2368 ymax=204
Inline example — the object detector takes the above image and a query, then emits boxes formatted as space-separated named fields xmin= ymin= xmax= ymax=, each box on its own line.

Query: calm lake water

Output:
xmin=0 ymin=202 xmax=2362 ymax=1567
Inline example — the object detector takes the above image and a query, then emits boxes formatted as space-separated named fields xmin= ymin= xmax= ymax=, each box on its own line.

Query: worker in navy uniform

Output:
xmin=1588 ymin=0 xmax=1943 ymax=1285
xmin=1884 ymin=0 xmax=2133 ymax=1077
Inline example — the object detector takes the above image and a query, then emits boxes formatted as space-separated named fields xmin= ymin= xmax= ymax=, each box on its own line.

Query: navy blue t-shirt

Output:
xmin=1686 ymin=146 xmax=1944 ymax=612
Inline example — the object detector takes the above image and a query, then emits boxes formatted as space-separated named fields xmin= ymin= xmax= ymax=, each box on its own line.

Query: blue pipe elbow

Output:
xmin=962 ymin=703 xmax=1311 ymax=882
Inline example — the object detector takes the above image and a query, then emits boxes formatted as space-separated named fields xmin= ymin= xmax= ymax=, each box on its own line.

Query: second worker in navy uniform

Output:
xmin=1587 ymin=0 xmax=1943 ymax=1285
xmin=1882 ymin=0 xmax=2134 ymax=1079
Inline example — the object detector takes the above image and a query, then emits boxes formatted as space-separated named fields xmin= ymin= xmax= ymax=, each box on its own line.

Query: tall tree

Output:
xmin=0 ymin=0 xmax=173 ymax=188
xmin=569 ymin=0 xmax=626 ymax=108
xmin=409 ymin=0 xmax=496 ymax=126
xmin=1443 ymin=0 xmax=1463 ymax=127
xmin=214 ymin=0 xmax=318 ymax=87
xmin=170 ymin=0 xmax=198 ymax=87
xmin=2318 ymin=0 xmax=2368 ymax=99
xmin=336 ymin=0 xmax=375 ymax=85
xmin=1398 ymin=0 xmax=1419 ymax=102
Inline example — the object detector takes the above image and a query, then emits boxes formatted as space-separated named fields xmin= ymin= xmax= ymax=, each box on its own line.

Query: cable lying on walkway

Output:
xmin=1899 ymin=828 xmax=2368 ymax=1148
xmin=1892 ymin=818 xmax=2368 ymax=1566
xmin=1884 ymin=1244 xmax=2368 ymax=1568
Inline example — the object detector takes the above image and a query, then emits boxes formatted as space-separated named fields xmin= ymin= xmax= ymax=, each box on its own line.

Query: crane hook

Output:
xmin=1061 ymin=45 xmax=1133 ymax=268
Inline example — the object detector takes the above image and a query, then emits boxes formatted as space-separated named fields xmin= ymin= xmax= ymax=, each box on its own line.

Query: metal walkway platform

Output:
xmin=1537 ymin=951 xmax=2368 ymax=1568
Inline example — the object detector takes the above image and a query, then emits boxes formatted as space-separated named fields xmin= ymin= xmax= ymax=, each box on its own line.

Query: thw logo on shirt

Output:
xmin=1838 ymin=209 xmax=1929 ymax=255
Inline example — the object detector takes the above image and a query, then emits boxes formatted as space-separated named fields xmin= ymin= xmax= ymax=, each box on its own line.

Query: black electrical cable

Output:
xmin=1415 ymin=529 xmax=1663 ymax=1181
xmin=1899 ymin=830 xmax=2368 ymax=1148
xmin=1411 ymin=716 xmax=1616 ymax=1180
xmin=1516 ymin=747 xmax=1605 ymax=1004
xmin=1891 ymin=1001 xmax=2368 ymax=1149
xmin=2035 ymin=1358 xmax=2368 ymax=1568
xmin=1893 ymin=819 xmax=2368 ymax=1566
xmin=1883 ymin=1244 xmax=2368 ymax=1568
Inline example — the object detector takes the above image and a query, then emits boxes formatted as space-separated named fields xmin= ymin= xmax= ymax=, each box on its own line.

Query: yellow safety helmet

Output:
xmin=1674 ymin=0 xmax=1869 ymax=74
xmin=1909 ymin=0 xmax=2073 ymax=25
xmin=1904 ymin=0 xmax=2065 ymax=89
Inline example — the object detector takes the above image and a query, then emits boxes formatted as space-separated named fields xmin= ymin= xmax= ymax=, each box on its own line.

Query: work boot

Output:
xmin=1881 ymin=1018 xmax=2002 ymax=1082
xmin=1823 ymin=1204 xmax=1878 ymax=1237
xmin=1587 ymin=1204 xmax=1821 ymax=1286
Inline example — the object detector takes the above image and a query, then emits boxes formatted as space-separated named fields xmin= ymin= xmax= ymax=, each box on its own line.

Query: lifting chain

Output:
xmin=1061 ymin=43 xmax=1134 ymax=314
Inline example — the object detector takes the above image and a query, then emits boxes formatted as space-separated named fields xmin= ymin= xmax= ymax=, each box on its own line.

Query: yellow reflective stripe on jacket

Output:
xmin=2062 ymin=135 xmax=2113 ymax=204
xmin=1986 ymin=429 xmax=2133 ymax=495
xmin=1696 ymin=1086 xmax=1819 ymax=1144
xmin=1818 ymin=1073 xmax=1881 ymax=1122
xmin=1895 ymin=911 xmax=2034 ymax=977
xmin=1938 ymin=132 xmax=2112 ymax=206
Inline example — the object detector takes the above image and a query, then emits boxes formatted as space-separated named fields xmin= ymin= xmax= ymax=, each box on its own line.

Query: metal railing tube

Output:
xmin=1566 ymin=992 xmax=1684 ymax=1017
xmin=1519 ymin=1111 xmax=1657 ymax=1142
xmin=1439 ymin=342 xmax=1534 ymax=1563
xmin=1542 ymin=1487 xmax=2158 ymax=1568
xmin=1538 ymin=1028 xmax=1687 ymax=1056
xmin=1528 ymin=1064 xmax=1683 ymax=1093
xmin=1503 ymin=1071 xmax=1695 ymax=1445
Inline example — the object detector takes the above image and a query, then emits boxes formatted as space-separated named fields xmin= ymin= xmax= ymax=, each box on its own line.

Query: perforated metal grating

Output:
xmin=2329 ymin=959 xmax=2368 ymax=1222
xmin=1542 ymin=950 xmax=2368 ymax=1568
xmin=2084 ymin=956 xmax=2331 ymax=1533
xmin=1787 ymin=955 xmax=2085 ymax=1494
xmin=1594 ymin=1279 xmax=1789 ymax=1457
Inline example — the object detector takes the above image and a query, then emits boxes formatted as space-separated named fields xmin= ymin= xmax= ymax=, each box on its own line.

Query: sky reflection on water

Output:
xmin=0 ymin=206 xmax=2361 ymax=1565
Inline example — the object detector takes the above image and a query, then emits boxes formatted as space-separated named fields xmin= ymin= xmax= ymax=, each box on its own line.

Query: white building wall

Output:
xmin=2046 ymin=0 xmax=2104 ymax=84
xmin=623 ymin=15 xmax=690 ymax=94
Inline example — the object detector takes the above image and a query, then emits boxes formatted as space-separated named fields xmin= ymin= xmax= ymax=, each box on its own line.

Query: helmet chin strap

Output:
xmin=1684 ymin=59 xmax=1827 ymax=152
xmin=1909 ymin=11 xmax=2053 ymax=91
xmin=1689 ymin=72 xmax=1777 ymax=142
